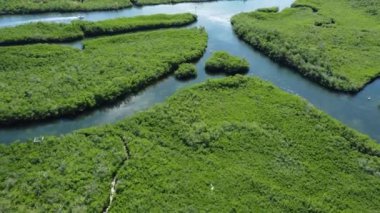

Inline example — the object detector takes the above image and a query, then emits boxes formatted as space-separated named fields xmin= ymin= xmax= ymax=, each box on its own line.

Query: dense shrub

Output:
xmin=314 ymin=17 xmax=335 ymax=27
xmin=110 ymin=76 xmax=380 ymax=212
xmin=232 ymin=0 xmax=380 ymax=92
xmin=291 ymin=2 xmax=319 ymax=12
xmin=0 ymin=13 xmax=197 ymax=45
xmin=0 ymin=22 xmax=84 ymax=46
xmin=257 ymin=7 xmax=279 ymax=13
xmin=0 ymin=0 xmax=133 ymax=15
xmin=205 ymin=51 xmax=249 ymax=75
xmin=0 ymin=28 xmax=207 ymax=125
xmin=0 ymin=0 xmax=218 ymax=14
xmin=0 ymin=129 xmax=127 ymax=212
xmin=348 ymin=0 xmax=380 ymax=16
xmin=132 ymin=0 xmax=215 ymax=6
xmin=174 ymin=63 xmax=197 ymax=80
xmin=1 ymin=76 xmax=380 ymax=211
xmin=79 ymin=13 xmax=197 ymax=36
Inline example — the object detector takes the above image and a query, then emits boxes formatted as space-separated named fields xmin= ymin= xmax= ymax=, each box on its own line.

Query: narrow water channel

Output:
xmin=0 ymin=0 xmax=379 ymax=143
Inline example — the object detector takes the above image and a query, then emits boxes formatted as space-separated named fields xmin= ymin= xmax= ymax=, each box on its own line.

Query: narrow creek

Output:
xmin=0 ymin=0 xmax=379 ymax=143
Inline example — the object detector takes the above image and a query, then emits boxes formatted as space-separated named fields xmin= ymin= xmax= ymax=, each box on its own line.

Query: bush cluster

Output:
xmin=132 ymin=0 xmax=215 ymax=6
xmin=257 ymin=7 xmax=279 ymax=13
xmin=205 ymin=51 xmax=249 ymax=75
xmin=174 ymin=63 xmax=197 ymax=80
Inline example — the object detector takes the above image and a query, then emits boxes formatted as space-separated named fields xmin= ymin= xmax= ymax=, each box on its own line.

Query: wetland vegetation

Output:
xmin=0 ymin=132 xmax=127 ymax=212
xmin=174 ymin=63 xmax=197 ymax=80
xmin=1 ymin=0 xmax=380 ymax=211
xmin=0 ymin=0 xmax=133 ymax=15
xmin=132 ymin=0 xmax=214 ymax=6
xmin=79 ymin=13 xmax=197 ymax=36
xmin=232 ymin=0 xmax=380 ymax=92
xmin=205 ymin=51 xmax=249 ymax=75
xmin=0 ymin=27 xmax=207 ymax=125
xmin=0 ymin=22 xmax=83 ymax=45
xmin=0 ymin=13 xmax=197 ymax=45
xmin=1 ymin=76 xmax=380 ymax=211
xmin=0 ymin=0 xmax=215 ymax=15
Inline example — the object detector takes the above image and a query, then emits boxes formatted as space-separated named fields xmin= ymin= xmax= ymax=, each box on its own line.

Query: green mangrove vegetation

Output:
xmin=79 ymin=13 xmax=197 ymax=36
xmin=256 ymin=7 xmax=279 ymax=13
xmin=0 ymin=0 xmax=217 ymax=14
xmin=1 ymin=76 xmax=380 ymax=211
xmin=174 ymin=63 xmax=197 ymax=80
xmin=0 ymin=27 xmax=208 ymax=125
xmin=231 ymin=0 xmax=380 ymax=92
xmin=132 ymin=0 xmax=214 ymax=6
xmin=0 ymin=0 xmax=133 ymax=15
xmin=0 ymin=13 xmax=197 ymax=45
xmin=0 ymin=22 xmax=84 ymax=45
xmin=205 ymin=51 xmax=249 ymax=75
xmin=348 ymin=0 xmax=380 ymax=16
xmin=0 ymin=128 xmax=127 ymax=212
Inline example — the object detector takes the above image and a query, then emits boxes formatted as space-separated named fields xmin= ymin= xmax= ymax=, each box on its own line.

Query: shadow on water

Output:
xmin=0 ymin=0 xmax=379 ymax=143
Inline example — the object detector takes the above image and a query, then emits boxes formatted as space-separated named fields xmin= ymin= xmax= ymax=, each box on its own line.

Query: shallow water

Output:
xmin=0 ymin=0 xmax=379 ymax=143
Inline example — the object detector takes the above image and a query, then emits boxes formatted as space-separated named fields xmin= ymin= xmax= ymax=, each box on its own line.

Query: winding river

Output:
xmin=0 ymin=0 xmax=379 ymax=144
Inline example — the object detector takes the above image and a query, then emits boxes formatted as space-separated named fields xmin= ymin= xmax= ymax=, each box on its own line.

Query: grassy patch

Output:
xmin=0 ymin=13 xmax=197 ymax=45
xmin=232 ymin=0 xmax=380 ymax=92
xmin=0 ymin=28 xmax=207 ymax=125
xmin=174 ymin=63 xmax=197 ymax=80
xmin=0 ymin=0 xmax=133 ymax=15
xmin=205 ymin=51 xmax=249 ymax=75
xmin=2 ymin=76 xmax=380 ymax=211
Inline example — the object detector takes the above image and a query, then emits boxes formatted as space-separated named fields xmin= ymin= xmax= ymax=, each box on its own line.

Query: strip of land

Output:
xmin=1 ymin=76 xmax=379 ymax=211
xmin=0 ymin=27 xmax=207 ymax=125
xmin=0 ymin=13 xmax=197 ymax=45
xmin=132 ymin=0 xmax=215 ymax=6
xmin=0 ymin=0 xmax=133 ymax=15
xmin=232 ymin=0 xmax=380 ymax=92
xmin=0 ymin=0 xmax=215 ymax=15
